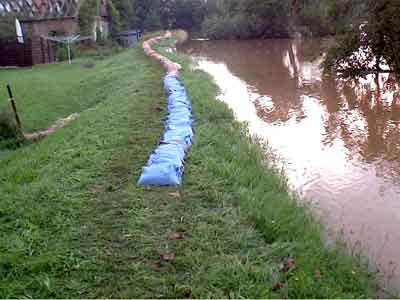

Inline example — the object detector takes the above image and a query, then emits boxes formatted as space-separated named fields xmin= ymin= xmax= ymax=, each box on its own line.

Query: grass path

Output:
xmin=0 ymin=37 xmax=377 ymax=298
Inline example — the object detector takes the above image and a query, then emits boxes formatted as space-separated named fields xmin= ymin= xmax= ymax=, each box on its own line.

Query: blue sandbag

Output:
xmin=148 ymin=144 xmax=186 ymax=165
xmin=165 ymin=120 xmax=193 ymax=128
xmin=138 ymin=163 xmax=184 ymax=186
xmin=163 ymin=132 xmax=193 ymax=146
xmin=138 ymin=73 xmax=194 ymax=186
xmin=168 ymin=103 xmax=191 ymax=111
xmin=167 ymin=112 xmax=192 ymax=118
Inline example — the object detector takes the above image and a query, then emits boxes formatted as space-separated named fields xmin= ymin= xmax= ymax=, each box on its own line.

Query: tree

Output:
xmin=173 ymin=0 xmax=206 ymax=31
xmin=113 ymin=0 xmax=136 ymax=30
xmin=160 ymin=0 xmax=176 ymax=29
xmin=324 ymin=0 xmax=400 ymax=79
xmin=78 ymin=0 xmax=100 ymax=36
xmin=134 ymin=0 xmax=153 ymax=30
xmin=244 ymin=0 xmax=291 ymax=38
xmin=142 ymin=0 xmax=162 ymax=31
xmin=107 ymin=0 xmax=122 ymax=37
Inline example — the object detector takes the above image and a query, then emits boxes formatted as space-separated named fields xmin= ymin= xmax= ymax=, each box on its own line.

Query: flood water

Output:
xmin=179 ymin=39 xmax=400 ymax=291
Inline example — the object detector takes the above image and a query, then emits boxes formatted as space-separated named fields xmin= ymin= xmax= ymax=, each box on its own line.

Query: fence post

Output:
xmin=0 ymin=39 xmax=3 ymax=66
xmin=47 ymin=39 xmax=51 ymax=63
xmin=7 ymin=84 xmax=22 ymax=130
xmin=41 ymin=37 xmax=46 ymax=64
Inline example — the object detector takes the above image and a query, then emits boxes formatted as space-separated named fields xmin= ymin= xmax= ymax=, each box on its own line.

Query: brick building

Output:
xmin=0 ymin=0 xmax=110 ymax=67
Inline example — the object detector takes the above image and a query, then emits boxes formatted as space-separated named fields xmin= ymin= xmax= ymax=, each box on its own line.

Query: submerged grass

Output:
xmin=0 ymin=34 xmax=378 ymax=298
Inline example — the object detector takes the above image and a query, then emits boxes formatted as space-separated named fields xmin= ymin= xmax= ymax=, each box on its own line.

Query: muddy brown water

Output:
xmin=179 ymin=39 xmax=400 ymax=292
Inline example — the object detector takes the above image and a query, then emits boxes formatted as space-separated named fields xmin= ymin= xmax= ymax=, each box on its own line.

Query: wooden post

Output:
xmin=67 ymin=40 xmax=72 ymax=64
xmin=6 ymin=84 xmax=22 ymax=130
xmin=41 ymin=37 xmax=46 ymax=63
xmin=47 ymin=39 xmax=51 ymax=63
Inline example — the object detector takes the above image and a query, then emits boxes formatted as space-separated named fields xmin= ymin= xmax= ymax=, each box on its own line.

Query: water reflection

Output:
xmin=180 ymin=39 xmax=400 ymax=291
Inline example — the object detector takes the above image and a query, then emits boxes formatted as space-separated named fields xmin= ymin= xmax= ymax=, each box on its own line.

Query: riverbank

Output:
xmin=0 ymin=33 xmax=377 ymax=298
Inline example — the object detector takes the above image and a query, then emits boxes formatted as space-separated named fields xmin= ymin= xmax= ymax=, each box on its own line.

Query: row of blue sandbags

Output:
xmin=138 ymin=74 xmax=193 ymax=185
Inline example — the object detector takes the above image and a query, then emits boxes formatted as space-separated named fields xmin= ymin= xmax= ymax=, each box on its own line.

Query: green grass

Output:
xmin=0 ymin=36 xmax=379 ymax=298
xmin=0 ymin=58 xmax=120 ymax=133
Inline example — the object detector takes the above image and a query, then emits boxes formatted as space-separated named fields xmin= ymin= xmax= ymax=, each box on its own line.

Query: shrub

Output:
xmin=201 ymin=15 xmax=248 ymax=40
xmin=56 ymin=45 xmax=74 ymax=62
xmin=298 ymin=7 xmax=331 ymax=37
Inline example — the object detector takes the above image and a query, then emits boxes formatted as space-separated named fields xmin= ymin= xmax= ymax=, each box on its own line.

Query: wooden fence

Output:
xmin=0 ymin=37 xmax=56 ymax=67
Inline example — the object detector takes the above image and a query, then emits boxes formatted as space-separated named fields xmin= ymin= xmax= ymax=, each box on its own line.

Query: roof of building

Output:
xmin=0 ymin=0 xmax=108 ymax=20
xmin=0 ymin=0 xmax=79 ymax=19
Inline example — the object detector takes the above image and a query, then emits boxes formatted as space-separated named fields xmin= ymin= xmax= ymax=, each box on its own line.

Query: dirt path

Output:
xmin=24 ymin=113 xmax=79 ymax=141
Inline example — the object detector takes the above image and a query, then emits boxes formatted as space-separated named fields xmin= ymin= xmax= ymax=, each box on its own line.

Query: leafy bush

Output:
xmin=202 ymin=15 xmax=248 ymax=39
xmin=297 ymin=7 xmax=331 ymax=37
xmin=324 ymin=0 xmax=400 ymax=79
xmin=143 ymin=10 xmax=162 ymax=31
xmin=56 ymin=45 xmax=74 ymax=62
xmin=201 ymin=0 xmax=291 ymax=39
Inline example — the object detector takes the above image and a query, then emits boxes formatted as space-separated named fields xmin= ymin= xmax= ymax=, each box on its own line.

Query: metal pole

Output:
xmin=6 ymin=84 xmax=22 ymax=130
xmin=67 ymin=40 xmax=71 ymax=64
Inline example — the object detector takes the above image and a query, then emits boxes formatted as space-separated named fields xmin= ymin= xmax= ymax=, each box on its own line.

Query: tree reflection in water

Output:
xmin=183 ymin=39 xmax=400 ymax=184
xmin=320 ymin=68 xmax=400 ymax=187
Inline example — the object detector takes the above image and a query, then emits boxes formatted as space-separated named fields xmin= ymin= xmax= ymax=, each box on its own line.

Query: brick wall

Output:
xmin=22 ymin=17 xmax=79 ymax=37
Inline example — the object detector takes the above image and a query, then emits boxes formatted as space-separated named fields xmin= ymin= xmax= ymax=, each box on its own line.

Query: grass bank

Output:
xmin=0 ymin=35 xmax=377 ymax=298
xmin=0 ymin=58 xmax=122 ymax=134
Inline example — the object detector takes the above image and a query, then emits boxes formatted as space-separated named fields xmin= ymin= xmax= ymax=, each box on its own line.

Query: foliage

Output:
xmin=325 ymin=0 xmax=364 ymax=35
xmin=78 ymin=0 xmax=100 ymax=36
xmin=202 ymin=14 xmax=247 ymax=39
xmin=143 ymin=6 xmax=162 ymax=31
xmin=366 ymin=0 xmax=400 ymax=76
xmin=173 ymin=0 xmax=206 ymax=32
xmin=160 ymin=0 xmax=177 ymax=29
xmin=324 ymin=0 xmax=400 ymax=79
xmin=202 ymin=0 xmax=292 ymax=39
xmin=110 ymin=0 xmax=362 ymax=38
xmin=296 ymin=4 xmax=330 ymax=37
xmin=245 ymin=0 xmax=291 ymax=38
xmin=112 ymin=0 xmax=135 ymax=30
xmin=0 ymin=15 xmax=16 ymax=39
xmin=134 ymin=0 xmax=156 ymax=30
xmin=107 ymin=0 xmax=122 ymax=38
xmin=56 ymin=45 xmax=72 ymax=62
